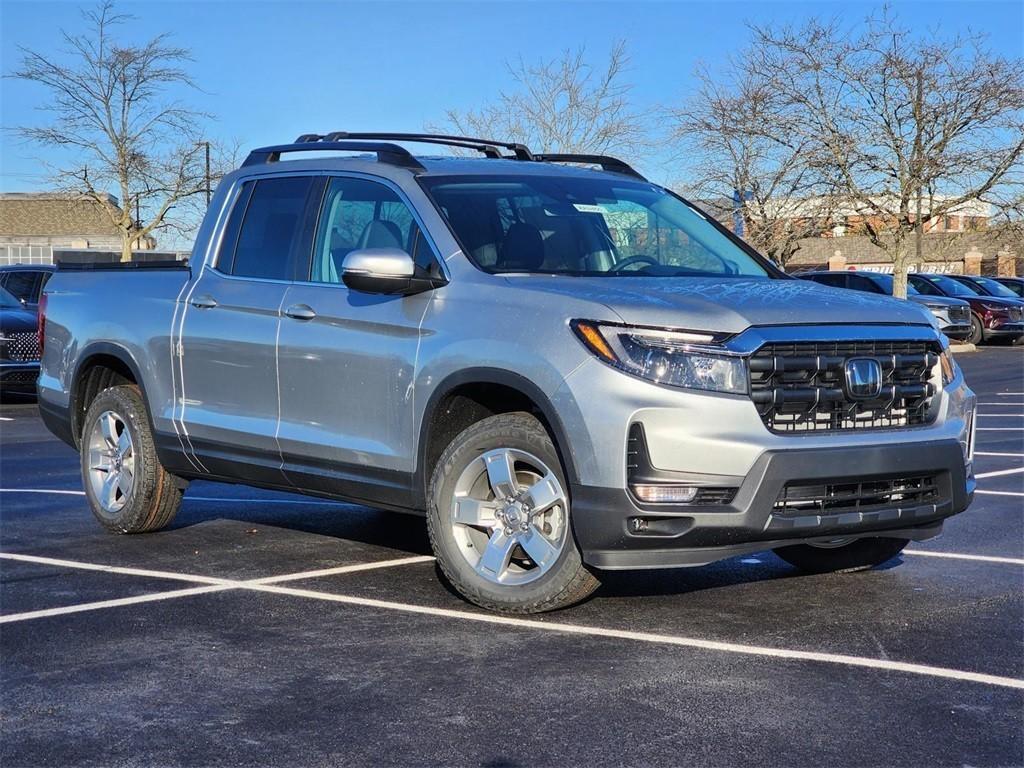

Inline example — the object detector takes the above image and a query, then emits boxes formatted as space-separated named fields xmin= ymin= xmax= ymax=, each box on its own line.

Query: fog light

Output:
xmin=631 ymin=484 xmax=698 ymax=503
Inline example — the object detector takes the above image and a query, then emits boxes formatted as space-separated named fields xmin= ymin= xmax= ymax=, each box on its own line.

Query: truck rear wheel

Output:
xmin=773 ymin=537 xmax=909 ymax=574
xmin=427 ymin=412 xmax=599 ymax=613
xmin=81 ymin=385 xmax=184 ymax=534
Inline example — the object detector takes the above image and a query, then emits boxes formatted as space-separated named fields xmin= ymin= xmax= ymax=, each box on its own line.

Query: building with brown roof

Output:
xmin=0 ymin=192 xmax=155 ymax=265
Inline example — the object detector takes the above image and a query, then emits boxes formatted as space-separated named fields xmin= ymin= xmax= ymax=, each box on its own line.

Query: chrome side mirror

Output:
xmin=341 ymin=248 xmax=444 ymax=296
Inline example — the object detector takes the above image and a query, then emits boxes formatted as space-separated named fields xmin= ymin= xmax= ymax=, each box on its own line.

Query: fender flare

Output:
xmin=414 ymin=367 xmax=580 ymax=500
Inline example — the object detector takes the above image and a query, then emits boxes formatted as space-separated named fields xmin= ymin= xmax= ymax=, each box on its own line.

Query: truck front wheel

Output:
xmin=773 ymin=537 xmax=909 ymax=574
xmin=427 ymin=412 xmax=599 ymax=613
xmin=80 ymin=385 xmax=184 ymax=534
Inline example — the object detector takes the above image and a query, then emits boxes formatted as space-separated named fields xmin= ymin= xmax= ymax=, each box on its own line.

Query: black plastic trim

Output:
xmin=415 ymin=368 xmax=580 ymax=505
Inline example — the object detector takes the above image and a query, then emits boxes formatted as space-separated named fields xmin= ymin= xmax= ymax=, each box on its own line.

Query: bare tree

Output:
xmin=746 ymin=11 xmax=1024 ymax=295
xmin=669 ymin=63 xmax=840 ymax=267
xmin=432 ymin=41 xmax=648 ymax=158
xmin=13 ymin=1 xmax=214 ymax=260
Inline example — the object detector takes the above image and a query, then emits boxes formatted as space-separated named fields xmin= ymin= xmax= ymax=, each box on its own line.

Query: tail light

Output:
xmin=37 ymin=292 xmax=47 ymax=360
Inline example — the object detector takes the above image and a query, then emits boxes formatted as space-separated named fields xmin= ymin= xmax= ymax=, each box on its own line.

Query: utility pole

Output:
xmin=914 ymin=68 xmax=924 ymax=272
xmin=197 ymin=140 xmax=211 ymax=206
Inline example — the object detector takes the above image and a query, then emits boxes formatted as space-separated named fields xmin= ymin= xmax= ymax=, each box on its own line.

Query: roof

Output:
xmin=0 ymin=193 xmax=121 ymax=237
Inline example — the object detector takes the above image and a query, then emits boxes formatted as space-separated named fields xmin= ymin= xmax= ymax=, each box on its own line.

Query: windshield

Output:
xmin=0 ymin=286 xmax=21 ymax=308
xmin=925 ymin=275 xmax=979 ymax=297
xmin=972 ymin=276 xmax=1020 ymax=299
xmin=422 ymin=175 xmax=772 ymax=278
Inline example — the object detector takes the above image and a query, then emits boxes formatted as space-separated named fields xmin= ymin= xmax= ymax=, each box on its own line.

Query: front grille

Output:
xmin=773 ymin=474 xmax=941 ymax=517
xmin=2 ymin=331 xmax=40 ymax=362
xmin=948 ymin=306 xmax=970 ymax=324
xmin=1009 ymin=306 xmax=1023 ymax=322
xmin=0 ymin=370 xmax=38 ymax=384
xmin=748 ymin=340 xmax=939 ymax=433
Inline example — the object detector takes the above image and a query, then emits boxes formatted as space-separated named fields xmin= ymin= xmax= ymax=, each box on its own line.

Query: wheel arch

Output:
xmin=70 ymin=342 xmax=153 ymax=446
xmin=415 ymin=368 xmax=579 ymax=506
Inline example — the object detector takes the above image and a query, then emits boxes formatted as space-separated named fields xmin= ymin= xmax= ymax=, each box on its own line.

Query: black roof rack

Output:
xmin=534 ymin=153 xmax=646 ymax=181
xmin=242 ymin=139 xmax=426 ymax=171
xmin=243 ymin=133 xmax=643 ymax=179
xmin=313 ymin=132 xmax=534 ymax=160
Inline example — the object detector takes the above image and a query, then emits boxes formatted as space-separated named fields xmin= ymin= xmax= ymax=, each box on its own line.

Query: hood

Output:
xmin=0 ymin=306 xmax=39 ymax=334
xmin=501 ymin=276 xmax=933 ymax=334
xmin=968 ymin=295 xmax=1024 ymax=309
xmin=909 ymin=295 xmax=970 ymax=309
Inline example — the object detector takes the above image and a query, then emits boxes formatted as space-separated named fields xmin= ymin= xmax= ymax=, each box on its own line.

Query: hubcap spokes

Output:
xmin=450 ymin=448 xmax=568 ymax=586
xmin=87 ymin=411 xmax=135 ymax=514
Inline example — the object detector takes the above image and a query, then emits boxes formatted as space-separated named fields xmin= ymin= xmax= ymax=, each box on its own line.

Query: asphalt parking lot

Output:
xmin=1 ymin=347 xmax=1022 ymax=767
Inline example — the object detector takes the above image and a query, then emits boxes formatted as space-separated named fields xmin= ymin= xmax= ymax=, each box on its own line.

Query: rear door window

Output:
xmin=219 ymin=177 xmax=316 ymax=280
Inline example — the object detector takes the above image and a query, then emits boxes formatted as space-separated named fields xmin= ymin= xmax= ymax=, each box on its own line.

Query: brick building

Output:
xmin=786 ymin=231 xmax=1020 ymax=277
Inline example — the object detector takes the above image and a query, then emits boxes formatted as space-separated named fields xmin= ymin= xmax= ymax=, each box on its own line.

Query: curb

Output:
xmin=949 ymin=343 xmax=977 ymax=354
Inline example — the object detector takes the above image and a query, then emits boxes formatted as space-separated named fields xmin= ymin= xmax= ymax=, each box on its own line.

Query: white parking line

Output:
xmin=0 ymin=488 xmax=85 ymax=496
xmin=1 ymin=550 xmax=1022 ymax=690
xmin=976 ymin=489 xmax=1024 ymax=497
xmin=0 ymin=551 xmax=230 ymax=585
xmin=247 ymin=582 xmax=1024 ymax=691
xmin=0 ymin=585 xmax=233 ymax=624
xmin=978 ymin=414 xmax=1024 ymax=418
xmin=904 ymin=550 xmax=1024 ymax=566
xmin=976 ymin=428 xmax=1024 ymax=432
xmin=997 ymin=393 xmax=1024 ymax=396
xmin=975 ymin=451 xmax=1024 ymax=457
xmin=975 ymin=467 xmax=1024 ymax=479
xmin=254 ymin=556 xmax=435 ymax=584
xmin=0 ymin=417 xmax=13 ymax=422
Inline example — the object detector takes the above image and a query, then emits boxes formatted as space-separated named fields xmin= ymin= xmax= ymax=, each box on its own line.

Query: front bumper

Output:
xmin=574 ymin=438 xmax=974 ymax=569
xmin=941 ymin=323 xmax=972 ymax=341
xmin=0 ymin=361 xmax=40 ymax=392
xmin=984 ymin=321 xmax=1024 ymax=338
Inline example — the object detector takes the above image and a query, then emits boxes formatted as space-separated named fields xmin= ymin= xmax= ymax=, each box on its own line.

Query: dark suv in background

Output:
xmin=797 ymin=270 xmax=972 ymax=341
xmin=910 ymin=273 xmax=1024 ymax=345
xmin=993 ymin=277 xmax=1024 ymax=297
xmin=0 ymin=264 xmax=55 ymax=309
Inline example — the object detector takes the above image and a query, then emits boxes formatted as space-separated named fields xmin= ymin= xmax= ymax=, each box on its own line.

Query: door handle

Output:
xmin=190 ymin=295 xmax=218 ymax=309
xmin=284 ymin=304 xmax=317 ymax=321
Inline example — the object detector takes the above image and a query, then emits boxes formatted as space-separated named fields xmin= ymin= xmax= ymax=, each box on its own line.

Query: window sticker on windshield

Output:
xmin=572 ymin=203 xmax=608 ymax=214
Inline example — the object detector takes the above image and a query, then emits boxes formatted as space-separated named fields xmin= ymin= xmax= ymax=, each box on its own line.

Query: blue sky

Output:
xmin=2 ymin=0 xmax=1022 ymax=196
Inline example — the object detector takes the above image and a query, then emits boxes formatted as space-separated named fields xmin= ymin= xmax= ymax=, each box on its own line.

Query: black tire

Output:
xmin=773 ymin=537 xmax=909 ymax=574
xmin=80 ymin=384 xmax=184 ymax=534
xmin=967 ymin=314 xmax=984 ymax=346
xmin=426 ymin=412 xmax=600 ymax=613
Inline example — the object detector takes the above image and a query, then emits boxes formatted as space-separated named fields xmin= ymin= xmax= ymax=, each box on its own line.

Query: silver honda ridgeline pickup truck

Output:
xmin=38 ymin=133 xmax=977 ymax=613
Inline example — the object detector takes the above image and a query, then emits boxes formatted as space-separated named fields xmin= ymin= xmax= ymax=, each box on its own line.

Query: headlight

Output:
xmin=571 ymin=320 xmax=747 ymax=394
xmin=979 ymin=302 xmax=1008 ymax=313
xmin=939 ymin=347 xmax=959 ymax=386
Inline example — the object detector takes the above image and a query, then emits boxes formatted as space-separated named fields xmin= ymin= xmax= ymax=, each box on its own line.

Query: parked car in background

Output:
xmin=797 ymin=270 xmax=972 ymax=341
xmin=0 ymin=285 xmax=41 ymax=394
xmin=909 ymin=273 xmax=1024 ymax=345
xmin=948 ymin=274 xmax=1024 ymax=306
xmin=0 ymin=264 xmax=55 ymax=309
xmin=993 ymin=277 xmax=1024 ymax=297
